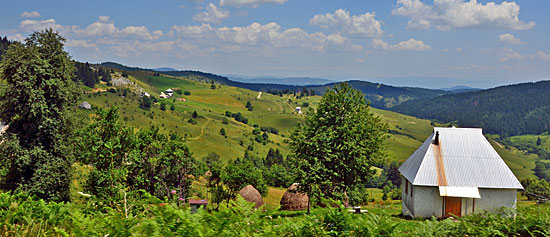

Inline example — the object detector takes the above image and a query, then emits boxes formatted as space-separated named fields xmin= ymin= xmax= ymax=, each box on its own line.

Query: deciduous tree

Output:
xmin=290 ymin=83 xmax=388 ymax=212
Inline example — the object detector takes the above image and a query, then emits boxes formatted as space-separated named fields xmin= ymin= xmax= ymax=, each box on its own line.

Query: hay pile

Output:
xmin=280 ymin=183 xmax=309 ymax=211
xmin=239 ymin=185 xmax=265 ymax=208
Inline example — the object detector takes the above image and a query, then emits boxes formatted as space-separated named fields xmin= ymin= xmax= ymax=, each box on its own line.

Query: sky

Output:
xmin=1 ymin=0 xmax=549 ymax=88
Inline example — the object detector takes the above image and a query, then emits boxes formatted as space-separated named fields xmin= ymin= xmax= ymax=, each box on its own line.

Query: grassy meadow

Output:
xmin=79 ymin=69 xmax=542 ymax=180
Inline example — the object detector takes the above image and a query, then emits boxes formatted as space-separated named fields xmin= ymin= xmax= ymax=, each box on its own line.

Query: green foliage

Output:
xmin=223 ymin=156 xmax=268 ymax=198
xmin=192 ymin=110 xmax=198 ymax=118
xmin=76 ymin=107 xmax=199 ymax=202
xmin=183 ymin=91 xmax=191 ymax=95
xmin=160 ymin=102 xmax=166 ymax=111
xmin=290 ymin=83 xmax=388 ymax=211
xmin=0 ymin=29 xmax=79 ymax=201
xmin=521 ymin=178 xmax=550 ymax=201
xmin=246 ymin=100 xmax=253 ymax=111
xmin=392 ymin=81 xmax=550 ymax=136
xmin=139 ymin=96 xmax=152 ymax=109
xmin=1 ymin=191 xmax=548 ymax=236
xmin=219 ymin=128 xmax=226 ymax=136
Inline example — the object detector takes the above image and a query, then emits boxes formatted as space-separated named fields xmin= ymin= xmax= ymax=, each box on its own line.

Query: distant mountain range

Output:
xmin=153 ymin=67 xmax=178 ymax=72
xmin=99 ymin=62 xmax=464 ymax=109
xmin=440 ymin=86 xmax=481 ymax=92
xmin=227 ymin=76 xmax=334 ymax=86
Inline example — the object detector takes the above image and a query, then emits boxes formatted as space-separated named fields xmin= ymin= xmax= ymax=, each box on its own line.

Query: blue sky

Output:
xmin=1 ymin=0 xmax=548 ymax=88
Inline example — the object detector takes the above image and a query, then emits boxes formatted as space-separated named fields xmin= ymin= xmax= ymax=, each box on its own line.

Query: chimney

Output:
xmin=433 ymin=131 xmax=440 ymax=145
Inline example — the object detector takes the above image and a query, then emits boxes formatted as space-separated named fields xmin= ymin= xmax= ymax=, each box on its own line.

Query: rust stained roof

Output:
xmin=189 ymin=199 xmax=208 ymax=205
xmin=399 ymin=127 xmax=523 ymax=190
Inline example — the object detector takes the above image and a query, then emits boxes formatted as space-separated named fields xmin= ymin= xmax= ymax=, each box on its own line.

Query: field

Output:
xmin=78 ymin=69 xmax=542 ymax=180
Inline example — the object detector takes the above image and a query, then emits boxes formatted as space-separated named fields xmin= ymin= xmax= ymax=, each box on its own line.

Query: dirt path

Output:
xmin=257 ymin=92 xmax=262 ymax=99
xmin=188 ymin=118 xmax=212 ymax=141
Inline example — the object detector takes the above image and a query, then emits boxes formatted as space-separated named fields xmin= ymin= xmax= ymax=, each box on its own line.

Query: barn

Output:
xmin=399 ymin=127 xmax=523 ymax=218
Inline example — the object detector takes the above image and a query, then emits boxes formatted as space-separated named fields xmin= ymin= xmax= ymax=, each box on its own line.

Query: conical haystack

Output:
xmin=280 ymin=183 xmax=308 ymax=211
xmin=239 ymin=185 xmax=265 ymax=208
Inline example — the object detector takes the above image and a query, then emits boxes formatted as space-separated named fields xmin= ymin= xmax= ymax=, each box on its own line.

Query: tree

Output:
xmin=290 ymin=83 xmax=388 ymax=213
xmin=170 ymin=104 xmax=175 ymax=111
xmin=192 ymin=110 xmax=198 ymax=118
xmin=537 ymin=137 xmax=542 ymax=146
xmin=220 ymin=128 xmax=226 ymax=136
xmin=76 ymin=107 xmax=135 ymax=201
xmin=140 ymin=96 xmax=152 ymax=109
xmin=0 ymin=29 xmax=79 ymax=201
xmin=160 ymin=102 xmax=166 ymax=111
xmin=246 ymin=101 xmax=253 ymax=111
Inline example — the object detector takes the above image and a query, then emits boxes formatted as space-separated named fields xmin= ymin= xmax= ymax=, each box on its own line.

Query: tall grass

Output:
xmin=0 ymin=192 xmax=549 ymax=236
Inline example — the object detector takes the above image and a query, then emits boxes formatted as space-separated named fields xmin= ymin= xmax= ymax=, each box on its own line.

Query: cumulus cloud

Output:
xmin=65 ymin=39 xmax=98 ymax=49
xmin=310 ymin=9 xmax=383 ymax=37
xmin=499 ymin=33 xmax=522 ymax=44
xmin=21 ymin=11 xmax=40 ymax=18
xmin=19 ymin=18 xmax=65 ymax=32
xmin=371 ymin=38 xmax=431 ymax=51
xmin=193 ymin=3 xmax=230 ymax=23
xmin=392 ymin=0 xmax=535 ymax=31
xmin=170 ymin=22 xmax=362 ymax=53
xmin=219 ymin=0 xmax=288 ymax=8
xmin=499 ymin=48 xmax=531 ymax=61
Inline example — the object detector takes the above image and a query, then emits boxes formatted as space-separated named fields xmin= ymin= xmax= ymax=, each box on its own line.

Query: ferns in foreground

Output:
xmin=0 ymin=192 xmax=549 ymax=236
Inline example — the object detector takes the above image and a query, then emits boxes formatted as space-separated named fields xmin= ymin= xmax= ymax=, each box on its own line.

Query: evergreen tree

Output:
xmin=537 ymin=137 xmax=542 ymax=146
xmin=0 ymin=29 xmax=79 ymax=201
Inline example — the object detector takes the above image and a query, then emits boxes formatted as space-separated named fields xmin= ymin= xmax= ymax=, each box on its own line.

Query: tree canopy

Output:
xmin=0 ymin=29 xmax=79 ymax=201
xmin=290 ymin=83 xmax=388 ymax=211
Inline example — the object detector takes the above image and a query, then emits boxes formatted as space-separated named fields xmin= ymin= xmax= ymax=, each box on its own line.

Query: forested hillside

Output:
xmin=392 ymin=81 xmax=550 ymax=136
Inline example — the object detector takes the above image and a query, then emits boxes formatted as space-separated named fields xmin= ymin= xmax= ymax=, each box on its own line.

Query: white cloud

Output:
xmin=392 ymin=0 xmax=535 ymax=31
xmin=499 ymin=48 xmax=530 ymax=61
xmin=499 ymin=33 xmax=522 ymax=44
xmin=193 ymin=3 xmax=230 ymax=23
xmin=170 ymin=22 xmax=362 ymax=53
xmin=7 ymin=34 xmax=25 ymax=42
xmin=19 ymin=19 xmax=64 ymax=32
xmin=219 ymin=0 xmax=287 ymax=8
xmin=310 ymin=9 xmax=383 ymax=37
xmin=65 ymin=39 xmax=98 ymax=49
xmin=372 ymin=38 xmax=431 ymax=51
xmin=537 ymin=51 xmax=550 ymax=61
xmin=21 ymin=11 xmax=40 ymax=18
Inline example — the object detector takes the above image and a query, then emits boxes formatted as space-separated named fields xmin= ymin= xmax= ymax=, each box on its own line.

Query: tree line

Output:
xmin=392 ymin=81 xmax=550 ymax=137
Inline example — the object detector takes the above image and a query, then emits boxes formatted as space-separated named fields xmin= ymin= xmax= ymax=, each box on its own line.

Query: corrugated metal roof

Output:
xmin=399 ymin=127 xmax=523 ymax=190
xmin=439 ymin=186 xmax=480 ymax=198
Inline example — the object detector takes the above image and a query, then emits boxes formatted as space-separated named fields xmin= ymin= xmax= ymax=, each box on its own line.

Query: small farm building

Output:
xmin=399 ymin=127 xmax=523 ymax=218
xmin=189 ymin=199 xmax=208 ymax=213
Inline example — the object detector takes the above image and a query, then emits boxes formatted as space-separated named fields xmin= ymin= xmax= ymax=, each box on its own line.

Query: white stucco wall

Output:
xmin=475 ymin=188 xmax=517 ymax=212
xmin=401 ymin=182 xmax=518 ymax=218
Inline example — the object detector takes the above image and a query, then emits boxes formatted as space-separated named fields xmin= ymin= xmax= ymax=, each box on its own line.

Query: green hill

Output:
xmin=391 ymin=81 xmax=550 ymax=137
xmin=74 ymin=67 xmax=540 ymax=180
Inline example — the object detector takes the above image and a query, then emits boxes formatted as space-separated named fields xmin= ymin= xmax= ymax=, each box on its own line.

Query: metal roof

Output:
xmin=399 ymin=127 xmax=523 ymax=190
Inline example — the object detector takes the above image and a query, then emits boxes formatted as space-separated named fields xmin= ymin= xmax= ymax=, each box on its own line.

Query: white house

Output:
xmin=399 ymin=127 xmax=523 ymax=218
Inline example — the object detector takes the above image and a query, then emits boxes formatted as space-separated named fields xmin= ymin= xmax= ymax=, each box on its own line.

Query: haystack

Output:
xmin=280 ymin=183 xmax=308 ymax=211
xmin=239 ymin=185 xmax=264 ymax=208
